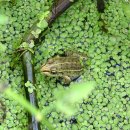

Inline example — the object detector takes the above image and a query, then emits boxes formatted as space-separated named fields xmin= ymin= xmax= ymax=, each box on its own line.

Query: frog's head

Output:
xmin=41 ymin=58 xmax=59 ymax=77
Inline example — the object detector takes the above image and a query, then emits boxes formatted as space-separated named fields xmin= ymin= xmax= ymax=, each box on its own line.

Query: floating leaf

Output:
xmin=25 ymin=81 xmax=35 ymax=93
xmin=0 ymin=14 xmax=8 ymax=25
xmin=38 ymin=11 xmax=50 ymax=21
xmin=0 ymin=43 xmax=6 ymax=53
xmin=29 ymin=40 xmax=35 ymax=48
xmin=122 ymin=2 xmax=130 ymax=19
xmin=37 ymin=20 xmax=48 ymax=30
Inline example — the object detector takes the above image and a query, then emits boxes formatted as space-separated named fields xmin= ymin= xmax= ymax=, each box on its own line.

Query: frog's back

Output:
xmin=56 ymin=56 xmax=83 ymax=80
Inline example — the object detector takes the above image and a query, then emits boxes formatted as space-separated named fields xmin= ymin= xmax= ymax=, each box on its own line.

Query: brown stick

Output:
xmin=21 ymin=1 xmax=77 ymax=130
xmin=48 ymin=0 xmax=75 ymax=25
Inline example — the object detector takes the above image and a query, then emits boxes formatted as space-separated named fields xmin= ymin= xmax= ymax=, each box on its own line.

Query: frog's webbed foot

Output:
xmin=62 ymin=76 xmax=71 ymax=84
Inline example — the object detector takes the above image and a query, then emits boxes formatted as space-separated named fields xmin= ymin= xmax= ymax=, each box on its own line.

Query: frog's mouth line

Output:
xmin=40 ymin=67 xmax=52 ymax=76
xmin=41 ymin=70 xmax=50 ymax=72
xmin=42 ymin=71 xmax=52 ymax=76
xmin=43 ymin=72 xmax=50 ymax=75
xmin=41 ymin=66 xmax=50 ymax=72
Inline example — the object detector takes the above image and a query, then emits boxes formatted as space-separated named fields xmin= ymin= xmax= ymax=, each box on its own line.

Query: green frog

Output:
xmin=41 ymin=52 xmax=87 ymax=84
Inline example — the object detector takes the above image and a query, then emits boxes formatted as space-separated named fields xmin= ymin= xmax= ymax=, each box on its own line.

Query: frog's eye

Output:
xmin=51 ymin=68 xmax=57 ymax=74
xmin=48 ymin=59 xmax=53 ymax=64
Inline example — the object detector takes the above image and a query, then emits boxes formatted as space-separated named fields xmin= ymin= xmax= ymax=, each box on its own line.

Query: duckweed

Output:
xmin=0 ymin=0 xmax=130 ymax=129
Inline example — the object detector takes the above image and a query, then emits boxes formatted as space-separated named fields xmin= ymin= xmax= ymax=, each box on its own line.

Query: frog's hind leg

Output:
xmin=62 ymin=76 xmax=71 ymax=84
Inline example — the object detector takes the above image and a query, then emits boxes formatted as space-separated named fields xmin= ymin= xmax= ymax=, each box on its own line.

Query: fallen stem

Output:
xmin=21 ymin=0 xmax=78 ymax=130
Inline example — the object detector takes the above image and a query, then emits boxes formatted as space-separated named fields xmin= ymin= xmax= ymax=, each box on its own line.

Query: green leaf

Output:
xmin=25 ymin=81 xmax=33 ymax=88
xmin=37 ymin=20 xmax=48 ymax=30
xmin=28 ymin=88 xmax=33 ymax=93
xmin=38 ymin=11 xmax=50 ymax=21
xmin=0 ymin=43 xmax=6 ymax=53
xmin=54 ymin=81 xmax=96 ymax=116
xmin=122 ymin=2 xmax=130 ymax=19
xmin=31 ymin=29 xmax=41 ymax=38
xmin=0 ymin=14 xmax=8 ymax=25
xmin=29 ymin=40 xmax=35 ymax=48
xmin=20 ymin=42 xmax=28 ymax=48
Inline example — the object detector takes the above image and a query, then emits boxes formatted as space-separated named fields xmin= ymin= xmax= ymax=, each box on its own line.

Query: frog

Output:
xmin=40 ymin=52 xmax=87 ymax=84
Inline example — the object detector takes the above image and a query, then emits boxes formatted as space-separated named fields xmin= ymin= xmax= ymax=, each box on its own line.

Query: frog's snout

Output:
xmin=41 ymin=66 xmax=50 ymax=72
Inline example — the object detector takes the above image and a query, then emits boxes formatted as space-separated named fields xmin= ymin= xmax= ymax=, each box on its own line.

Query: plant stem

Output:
xmin=21 ymin=0 xmax=78 ymax=130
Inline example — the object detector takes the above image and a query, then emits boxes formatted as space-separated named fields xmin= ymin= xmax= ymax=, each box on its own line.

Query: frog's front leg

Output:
xmin=62 ymin=76 xmax=71 ymax=84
